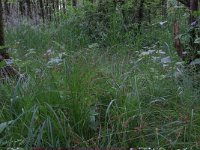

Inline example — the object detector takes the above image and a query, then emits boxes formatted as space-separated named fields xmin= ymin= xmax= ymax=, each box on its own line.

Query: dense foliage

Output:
xmin=0 ymin=0 xmax=200 ymax=149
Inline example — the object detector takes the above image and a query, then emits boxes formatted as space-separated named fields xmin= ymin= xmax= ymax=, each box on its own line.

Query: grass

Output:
xmin=1 ymin=14 xmax=200 ymax=149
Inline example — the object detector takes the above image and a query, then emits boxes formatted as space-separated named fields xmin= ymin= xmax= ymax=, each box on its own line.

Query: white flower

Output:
xmin=140 ymin=50 xmax=155 ymax=56
xmin=47 ymin=58 xmax=62 ymax=65
xmin=176 ymin=61 xmax=184 ymax=65
xmin=152 ymin=56 xmax=160 ymax=62
xmin=190 ymin=58 xmax=200 ymax=65
xmin=161 ymin=56 xmax=171 ymax=64
xmin=88 ymin=43 xmax=99 ymax=49
xmin=46 ymin=49 xmax=52 ymax=53
xmin=158 ymin=50 xmax=166 ymax=54
xmin=43 ymin=49 xmax=54 ymax=57
xmin=5 ymin=59 xmax=13 ymax=65
xmin=159 ymin=21 xmax=168 ymax=26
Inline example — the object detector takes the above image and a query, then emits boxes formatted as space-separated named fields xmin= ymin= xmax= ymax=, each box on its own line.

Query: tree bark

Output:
xmin=174 ymin=0 xmax=199 ymax=63
xmin=72 ymin=0 xmax=77 ymax=7
xmin=19 ymin=0 xmax=25 ymax=16
xmin=189 ymin=0 xmax=198 ymax=24
xmin=62 ymin=0 xmax=66 ymax=14
xmin=0 ymin=0 xmax=10 ymax=60
xmin=188 ymin=0 xmax=199 ymax=60
xmin=26 ymin=0 xmax=32 ymax=19
xmin=0 ymin=0 xmax=5 ymax=47
xmin=4 ymin=0 xmax=10 ymax=16
xmin=161 ymin=0 xmax=167 ymax=18
xmin=137 ymin=0 xmax=145 ymax=34
xmin=39 ymin=0 xmax=45 ymax=23
xmin=173 ymin=21 xmax=187 ymax=60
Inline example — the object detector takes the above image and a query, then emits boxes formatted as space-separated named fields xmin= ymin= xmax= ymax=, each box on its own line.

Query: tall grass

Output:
xmin=1 ymin=7 xmax=200 ymax=149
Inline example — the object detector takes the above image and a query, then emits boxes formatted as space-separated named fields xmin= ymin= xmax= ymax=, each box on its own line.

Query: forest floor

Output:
xmin=1 ymin=22 xmax=200 ymax=149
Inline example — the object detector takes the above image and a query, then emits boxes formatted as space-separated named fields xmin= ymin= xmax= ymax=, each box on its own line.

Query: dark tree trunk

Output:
xmin=188 ymin=0 xmax=199 ymax=60
xmin=72 ymin=0 xmax=77 ymax=7
xmin=148 ymin=9 xmax=151 ymax=24
xmin=19 ymin=0 xmax=25 ymax=15
xmin=48 ymin=1 xmax=52 ymax=21
xmin=47 ymin=0 xmax=52 ymax=21
xmin=161 ymin=0 xmax=167 ymax=18
xmin=46 ymin=0 xmax=49 ymax=21
xmin=39 ymin=0 xmax=45 ymax=23
xmin=189 ymin=0 xmax=198 ymax=24
xmin=0 ymin=0 xmax=5 ymax=47
xmin=174 ymin=0 xmax=199 ymax=63
xmin=19 ymin=0 xmax=25 ymax=16
xmin=26 ymin=0 xmax=32 ymax=19
xmin=46 ymin=0 xmax=52 ymax=21
xmin=173 ymin=21 xmax=187 ymax=60
xmin=4 ymin=0 xmax=10 ymax=16
xmin=137 ymin=0 xmax=145 ymax=34
xmin=63 ymin=0 xmax=66 ymax=14
xmin=0 ymin=0 xmax=10 ymax=60
xmin=55 ymin=0 xmax=59 ymax=11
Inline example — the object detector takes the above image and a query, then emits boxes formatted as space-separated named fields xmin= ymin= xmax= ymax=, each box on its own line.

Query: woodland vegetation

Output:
xmin=0 ymin=0 xmax=200 ymax=149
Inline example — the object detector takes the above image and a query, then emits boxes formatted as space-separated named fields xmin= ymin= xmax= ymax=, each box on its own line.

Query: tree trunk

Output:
xmin=39 ymin=0 xmax=45 ymax=23
xmin=63 ymin=0 xmax=66 ymax=14
xmin=0 ymin=0 xmax=10 ymax=60
xmin=137 ymin=0 xmax=145 ymax=34
xmin=19 ymin=0 xmax=25 ymax=16
xmin=26 ymin=0 xmax=32 ymax=19
xmin=173 ymin=21 xmax=187 ymax=60
xmin=189 ymin=0 xmax=198 ymax=25
xmin=72 ymin=0 xmax=77 ymax=7
xmin=4 ymin=0 xmax=10 ymax=16
xmin=188 ymin=0 xmax=199 ymax=60
xmin=174 ymin=0 xmax=199 ymax=63
xmin=161 ymin=0 xmax=167 ymax=18
xmin=0 ymin=0 xmax=5 ymax=47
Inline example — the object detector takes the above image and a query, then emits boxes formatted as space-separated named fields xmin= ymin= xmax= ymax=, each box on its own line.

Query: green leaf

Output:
xmin=0 ymin=45 xmax=7 ymax=50
xmin=0 ymin=61 xmax=6 ymax=68
xmin=190 ymin=59 xmax=200 ymax=65
xmin=194 ymin=38 xmax=200 ymax=44
xmin=0 ymin=120 xmax=14 ymax=134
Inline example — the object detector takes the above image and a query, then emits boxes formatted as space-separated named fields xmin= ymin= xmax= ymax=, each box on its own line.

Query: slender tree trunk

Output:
xmin=72 ymin=0 xmax=77 ymax=7
xmin=173 ymin=21 xmax=186 ymax=60
xmin=49 ymin=1 xmax=52 ymax=21
xmin=161 ymin=0 xmax=167 ymax=18
xmin=148 ymin=9 xmax=151 ymax=24
xmin=63 ymin=0 xmax=66 ymax=14
xmin=174 ymin=0 xmax=199 ymax=62
xmin=26 ymin=0 xmax=32 ymax=19
xmin=189 ymin=0 xmax=198 ymax=25
xmin=0 ymin=0 xmax=10 ymax=60
xmin=46 ymin=0 xmax=49 ymax=21
xmin=189 ymin=0 xmax=199 ymax=59
xmin=4 ymin=0 xmax=10 ymax=16
xmin=19 ymin=0 xmax=25 ymax=16
xmin=39 ymin=0 xmax=45 ymax=23
xmin=0 ymin=0 xmax=5 ymax=47
xmin=55 ymin=0 xmax=59 ymax=11
xmin=137 ymin=0 xmax=145 ymax=34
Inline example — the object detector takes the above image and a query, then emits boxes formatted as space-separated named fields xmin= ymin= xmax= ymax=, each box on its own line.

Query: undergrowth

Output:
xmin=1 ymin=8 xmax=200 ymax=149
